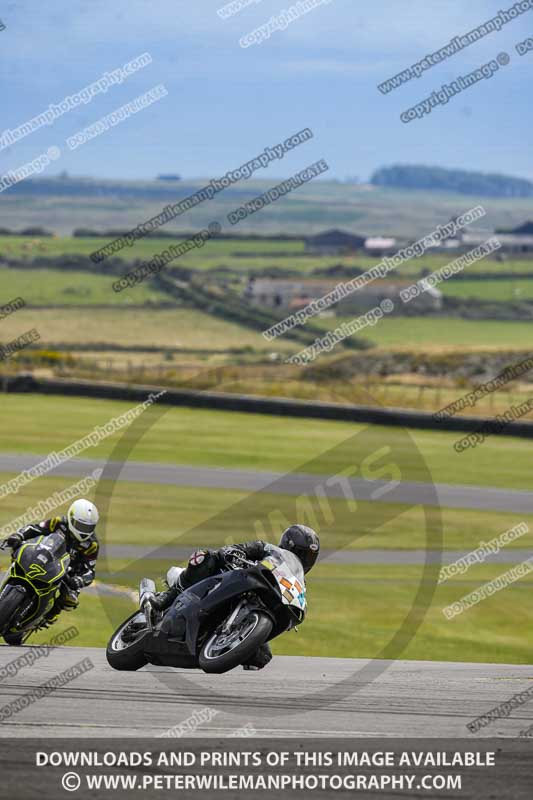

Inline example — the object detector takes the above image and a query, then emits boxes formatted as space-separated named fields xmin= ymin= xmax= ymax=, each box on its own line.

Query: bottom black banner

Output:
xmin=0 ymin=738 xmax=531 ymax=799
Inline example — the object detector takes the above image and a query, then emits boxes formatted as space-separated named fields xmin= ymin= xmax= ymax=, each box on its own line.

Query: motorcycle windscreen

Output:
xmin=17 ymin=533 xmax=70 ymax=586
xmin=261 ymin=545 xmax=307 ymax=611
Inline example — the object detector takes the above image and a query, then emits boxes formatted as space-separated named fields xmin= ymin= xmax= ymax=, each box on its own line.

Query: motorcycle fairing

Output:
xmin=159 ymin=567 xmax=278 ymax=656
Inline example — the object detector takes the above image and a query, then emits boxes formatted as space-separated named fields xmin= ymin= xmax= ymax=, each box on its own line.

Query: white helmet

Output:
xmin=67 ymin=499 xmax=99 ymax=542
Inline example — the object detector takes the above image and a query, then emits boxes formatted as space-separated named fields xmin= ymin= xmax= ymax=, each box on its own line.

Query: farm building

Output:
xmin=305 ymin=229 xmax=366 ymax=255
xmin=243 ymin=277 xmax=441 ymax=313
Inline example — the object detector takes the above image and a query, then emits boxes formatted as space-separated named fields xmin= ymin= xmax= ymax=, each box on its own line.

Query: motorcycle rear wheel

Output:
xmin=106 ymin=611 xmax=149 ymax=671
xmin=199 ymin=611 xmax=273 ymax=674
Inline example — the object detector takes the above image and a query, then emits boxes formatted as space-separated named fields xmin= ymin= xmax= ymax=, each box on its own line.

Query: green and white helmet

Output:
xmin=67 ymin=499 xmax=99 ymax=542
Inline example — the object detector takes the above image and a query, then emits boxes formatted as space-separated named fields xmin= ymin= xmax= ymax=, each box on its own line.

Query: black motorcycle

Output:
xmin=0 ymin=532 xmax=71 ymax=644
xmin=106 ymin=546 xmax=307 ymax=673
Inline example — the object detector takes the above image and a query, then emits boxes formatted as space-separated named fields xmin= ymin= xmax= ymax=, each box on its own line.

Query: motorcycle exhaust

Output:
xmin=139 ymin=577 xmax=156 ymax=605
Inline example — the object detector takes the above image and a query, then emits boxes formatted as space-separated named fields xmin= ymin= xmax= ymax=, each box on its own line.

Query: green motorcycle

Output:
xmin=0 ymin=532 xmax=71 ymax=645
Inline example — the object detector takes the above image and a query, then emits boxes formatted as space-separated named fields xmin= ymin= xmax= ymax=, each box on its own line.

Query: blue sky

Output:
xmin=0 ymin=0 xmax=531 ymax=181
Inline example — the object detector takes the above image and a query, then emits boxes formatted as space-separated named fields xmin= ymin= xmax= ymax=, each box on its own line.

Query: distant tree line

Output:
xmin=71 ymin=228 xmax=302 ymax=241
xmin=0 ymin=177 xmax=194 ymax=200
xmin=371 ymin=165 xmax=533 ymax=198
xmin=0 ymin=227 xmax=53 ymax=236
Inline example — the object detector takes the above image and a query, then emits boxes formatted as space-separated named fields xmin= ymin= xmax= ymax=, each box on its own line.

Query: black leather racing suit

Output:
xmin=16 ymin=516 xmax=99 ymax=621
xmin=156 ymin=541 xmax=274 ymax=670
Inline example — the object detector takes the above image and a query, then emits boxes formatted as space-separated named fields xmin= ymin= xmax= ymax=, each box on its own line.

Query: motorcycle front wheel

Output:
xmin=199 ymin=611 xmax=273 ymax=674
xmin=0 ymin=585 xmax=29 ymax=641
xmin=106 ymin=611 xmax=149 ymax=671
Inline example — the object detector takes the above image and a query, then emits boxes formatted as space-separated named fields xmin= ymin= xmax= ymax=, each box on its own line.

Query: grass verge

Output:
xmin=20 ymin=562 xmax=533 ymax=665
xmin=0 ymin=395 xmax=532 ymax=490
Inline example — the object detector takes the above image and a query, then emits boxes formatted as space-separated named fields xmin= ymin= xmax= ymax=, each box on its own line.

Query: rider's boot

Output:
xmin=152 ymin=571 xmax=184 ymax=611
xmin=3 ymin=632 xmax=24 ymax=646
xmin=242 ymin=643 xmax=273 ymax=670
xmin=43 ymin=585 xmax=78 ymax=626
xmin=42 ymin=608 xmax=61 ymax=627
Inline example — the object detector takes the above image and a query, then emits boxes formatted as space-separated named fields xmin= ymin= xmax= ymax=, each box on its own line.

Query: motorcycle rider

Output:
xmin=153 ymin=524 xmax=320 ymax=671
xmin=5 ymin=499 xmax=99 ymax=627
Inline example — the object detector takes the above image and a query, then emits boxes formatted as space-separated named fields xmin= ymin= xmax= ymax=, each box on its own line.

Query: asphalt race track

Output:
xmin=2 ymin=453 xmax=533 ymax=514
xmin=0 ymin=647 xmax=531 ymax=738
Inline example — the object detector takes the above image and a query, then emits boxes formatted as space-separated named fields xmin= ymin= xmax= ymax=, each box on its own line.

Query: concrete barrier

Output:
xmin=5 ymin=374 xmax=533 ymax=439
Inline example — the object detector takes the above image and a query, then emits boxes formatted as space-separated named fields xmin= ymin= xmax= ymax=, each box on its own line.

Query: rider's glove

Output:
xmin=78 ymin=569 xmax=94 ymax=587
xmin=219 ymin=546 xmax=246 ymax=566
xmin=65 ymin=575 xmax=84 ymax=591
xmin=6 ymin=533 xmax=23 ymax=550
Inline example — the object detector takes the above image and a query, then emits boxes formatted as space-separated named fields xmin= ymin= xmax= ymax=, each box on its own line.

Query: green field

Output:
xmin=0 ymin=267 xmax=170 ymax=306
xmin=1 ymin=394 xmax=532 ymax=489
xmin=441 ymin=279 xmax=533 ymax=301
xmin=1 ymin=395 xmax=532 ymax=664
xmin=276 ymin=562 xmax=533 ymax=663
xmin=3 ymin=279 xmax=533 ymax=357
xmin=23 ymin=562 xmax=533 ymax=665
xmin=0 ymin=234 xmax=305 ymax=264
xmin=0 ymin=307 xmax=294 ymax=352
xmin=2 ymin=235 xmax=533 ymax=280
xmin=3 ymin=181 xmax=533 ymax=238
xmin=317 ymin=315 xmax=533 ymax=350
